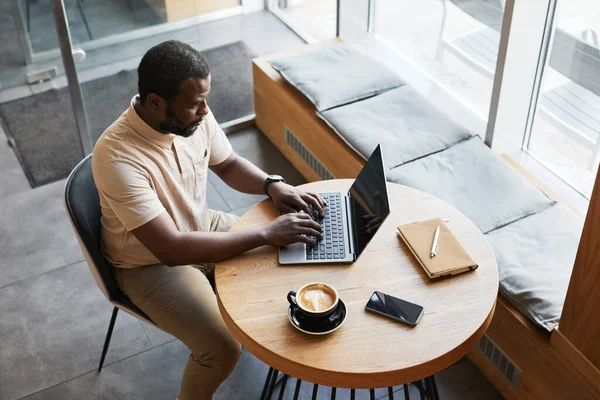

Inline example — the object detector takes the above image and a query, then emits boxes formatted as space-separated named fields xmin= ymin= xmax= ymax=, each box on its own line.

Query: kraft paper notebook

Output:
xmin=397 ymin=218 xmax=478 ymax=279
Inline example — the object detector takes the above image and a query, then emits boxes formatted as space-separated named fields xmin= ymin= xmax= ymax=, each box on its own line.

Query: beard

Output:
xmin=158 ymin=104 xmax=202 ymax=138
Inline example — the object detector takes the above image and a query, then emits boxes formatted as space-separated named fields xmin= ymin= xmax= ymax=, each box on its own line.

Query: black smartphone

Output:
xmin=365 ymin=291 xmax=424 ymax=326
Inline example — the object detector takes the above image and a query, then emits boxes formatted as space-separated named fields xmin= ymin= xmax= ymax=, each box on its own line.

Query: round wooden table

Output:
xmin=215 ymin=180 xmax=498 ymax=390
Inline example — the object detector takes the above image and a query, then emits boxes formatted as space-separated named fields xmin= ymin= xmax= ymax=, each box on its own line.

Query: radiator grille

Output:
xmin=284 ymin=126 xmax=334 ymax=180
xmin=477 ymin=334 xmax=522 ymax=388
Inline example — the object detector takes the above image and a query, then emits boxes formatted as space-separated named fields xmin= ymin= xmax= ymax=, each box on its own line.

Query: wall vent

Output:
xmin=284 ymin=126 xmax=334 ymax=180
xmin=477 ymin=333 xmax=522 ymax=388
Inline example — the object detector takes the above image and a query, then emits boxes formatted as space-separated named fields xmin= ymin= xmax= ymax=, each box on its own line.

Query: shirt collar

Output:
xmin=126 ymin=96 xmax=176 ymax=149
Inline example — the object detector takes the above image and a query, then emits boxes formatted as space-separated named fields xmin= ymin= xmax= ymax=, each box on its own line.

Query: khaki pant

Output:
xmin=114 ymin=210 xmax=242 ymax=400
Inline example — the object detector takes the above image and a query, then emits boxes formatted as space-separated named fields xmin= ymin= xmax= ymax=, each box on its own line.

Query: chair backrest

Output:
xmin=549 ymin=28 xmax=600 ymax=97
xmin=64 ymin=154 xmax=153 ymax=323
xmin=449 ymin=0 xmax=504 ymax=32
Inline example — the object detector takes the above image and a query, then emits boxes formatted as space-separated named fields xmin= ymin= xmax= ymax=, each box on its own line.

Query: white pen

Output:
xmin=430 ymin=225 xmax=440 ymax=258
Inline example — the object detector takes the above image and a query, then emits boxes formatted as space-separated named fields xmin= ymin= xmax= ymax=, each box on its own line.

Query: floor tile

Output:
xmin=0 ymin=179 xmax=84 ymax=288
xmin=215 ymin=349 xmax=271 ymax=399
xmin=241 ymin=11 xmax=305 ymax=56
xmin=0 ymin=261 xmax=151 ymax=400
xmin=0 ymin=84 xmax=32 ymax=104
xmin=209 ymin=126 xmax=306 ymax=210
xmin=21 ymin=343 xmax=269 ymax=400
xmin=209 ymin=168 xmax=269 ymax=211
xmin=21 ymin=338 xmax=187 ymax=400
xmin=207 ymin=178 xmax=232 ymax=212
xmin=435 ymin=358 xmax=502 ymax=400
xmin=0 ymin=124 xmax=30 ymax=198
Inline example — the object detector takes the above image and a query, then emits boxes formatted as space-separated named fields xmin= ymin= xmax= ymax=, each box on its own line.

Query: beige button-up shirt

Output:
xmin=92 ymin=97 xmax=233 ymax=269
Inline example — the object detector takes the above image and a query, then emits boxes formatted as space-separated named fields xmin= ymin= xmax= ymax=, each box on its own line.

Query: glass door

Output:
xmin=48 ymin=0 xmax=242 ymax=156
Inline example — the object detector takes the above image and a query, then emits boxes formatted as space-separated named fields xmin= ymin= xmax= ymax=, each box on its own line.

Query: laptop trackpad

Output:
xmin=279 ymin=242 xmax=306 ymax=264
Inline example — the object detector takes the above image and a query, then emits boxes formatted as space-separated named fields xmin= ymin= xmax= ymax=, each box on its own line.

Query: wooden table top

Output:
xmin=215 ymin=180 xmax=499 ymax=388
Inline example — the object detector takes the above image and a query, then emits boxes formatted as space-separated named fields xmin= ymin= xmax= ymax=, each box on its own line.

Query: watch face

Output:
xmin=269 ymin=175 xmax=283 ymax=180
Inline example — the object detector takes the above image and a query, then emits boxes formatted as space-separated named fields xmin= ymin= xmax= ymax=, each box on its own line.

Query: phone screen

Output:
xmin=365 ymin=291 xmax=424 ymax=326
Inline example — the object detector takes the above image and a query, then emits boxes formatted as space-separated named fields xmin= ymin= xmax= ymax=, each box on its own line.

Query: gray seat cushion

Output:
xmin=386 ymin=137 xmax=555 ymax=233
xmin=486 ymin=204 xmax=583 ymax=331
xmin=318 ymin=86 xmax=474 ymax=169
xmin=270 ymin=43 xmax=405 ymax=112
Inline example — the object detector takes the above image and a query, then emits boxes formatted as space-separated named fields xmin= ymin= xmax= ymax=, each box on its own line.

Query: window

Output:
xmin=373 ymin=0 xmax=506 ymax=137
xmin=526 ymin=4 xmax=600 ymax=199
xmin=268 ymin=0 xmax=337 ymax=42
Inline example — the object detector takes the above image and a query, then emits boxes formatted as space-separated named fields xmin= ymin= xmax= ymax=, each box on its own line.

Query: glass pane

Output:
xmin=68 ymin=0 xmax=240 ymax=142
xmin=22 ymin=0 xmax=169 ymax=54
xmin=373 ymin=0 xmax=505 ymax=136
xmin=527 ymin=5 xmax=600 ymax=198
xmin=270 ymin=0 xmax=337 ymax=41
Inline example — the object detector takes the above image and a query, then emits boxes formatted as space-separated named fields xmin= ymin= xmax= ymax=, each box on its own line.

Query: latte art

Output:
xmin=299 ymin=287 xmax=336 ymax=311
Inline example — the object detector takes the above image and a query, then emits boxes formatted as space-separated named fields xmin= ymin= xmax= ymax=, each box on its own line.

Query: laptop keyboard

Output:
xmin=306 ymin=192 xmax=346 ymax=260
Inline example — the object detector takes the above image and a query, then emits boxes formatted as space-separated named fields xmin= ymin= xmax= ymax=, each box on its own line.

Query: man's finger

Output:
xmin=291 ymin=212 xmax=312 ymax=220
xmin=294 ymin=234 xmax=317 ymax=247
xmin=297 ymin=217 xmax=323 ymax=232
xmin=307 ymin=192 xmax=326 ymax=208
xmin=296 ymin=226 xmax=323 ymax=238
xmin=290 ymin=196 xmax=310 ymax=214
xmin=303 ymin=193 xmax=325 ymax=217
xmin=278 ymin=204 xmax=297 ymax=215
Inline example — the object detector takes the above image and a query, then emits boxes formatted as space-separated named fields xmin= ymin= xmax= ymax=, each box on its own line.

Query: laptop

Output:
xmin=279 ymin=145 xmax=391 ymax=264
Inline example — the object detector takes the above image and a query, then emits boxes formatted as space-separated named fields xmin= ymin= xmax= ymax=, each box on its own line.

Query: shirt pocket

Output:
xmin=192 ymin=149 xmax=209 ymax=200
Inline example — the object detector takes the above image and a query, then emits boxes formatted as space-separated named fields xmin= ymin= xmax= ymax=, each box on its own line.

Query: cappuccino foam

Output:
xmin=299 ymin=286 xmax=336 ymax=311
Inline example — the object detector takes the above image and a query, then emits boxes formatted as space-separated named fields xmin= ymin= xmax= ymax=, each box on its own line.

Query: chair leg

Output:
xmin=98 ymin=306 xmax=119 ymax=372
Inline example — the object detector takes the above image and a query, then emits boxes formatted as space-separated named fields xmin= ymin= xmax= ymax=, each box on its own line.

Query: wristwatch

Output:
xmin=263 ymin=175 xmax=286 ymax=196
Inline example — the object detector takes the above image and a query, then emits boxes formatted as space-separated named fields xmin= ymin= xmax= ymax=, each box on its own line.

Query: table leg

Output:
xmin=260 ymin=367 xmax=429 ymax=400
xmin=430 ymin=376 xmax=440 ymax=400
xmin=417 ymin=380 xmax=426 ymax=399
xmin=418 ymin=376 xmax=440 ymax=400
xmin=312 ymin=384 xmax=319 ymax=400
xmin=293 ymin=379 xmax=302 ymax=400
xmin=265 ymin=369 xmax=279 ymax=399
xmin=260 ymin=367 xmax=274 ymax=400
xmin=277 ymin=374 xmax=289 ymax=400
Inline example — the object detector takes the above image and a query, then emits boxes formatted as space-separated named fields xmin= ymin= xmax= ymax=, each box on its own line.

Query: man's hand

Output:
xmin=264 ymin=213 xmax=323 ymax=246
xmin=268 ymin=182 xmax=326 ymax=217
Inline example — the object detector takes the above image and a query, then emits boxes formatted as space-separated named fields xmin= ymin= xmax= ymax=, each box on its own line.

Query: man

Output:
xmin=92 ymin=40 xmax=325 ymax=400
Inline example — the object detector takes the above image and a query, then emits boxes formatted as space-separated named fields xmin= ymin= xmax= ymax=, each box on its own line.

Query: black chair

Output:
xmin=64 ymin=154 xmax=156 ymax=371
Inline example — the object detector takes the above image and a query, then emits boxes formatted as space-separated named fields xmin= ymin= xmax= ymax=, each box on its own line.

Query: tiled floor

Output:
xmin=0 ymin=10 xmax=501 ymax=400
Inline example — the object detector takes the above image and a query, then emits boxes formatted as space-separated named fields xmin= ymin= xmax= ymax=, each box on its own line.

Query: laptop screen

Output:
xmin=348 ymin=145 xmax=391 ymax=259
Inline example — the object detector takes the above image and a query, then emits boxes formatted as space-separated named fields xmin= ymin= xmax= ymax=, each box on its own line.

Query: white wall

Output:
xmin=242 ymin=0 xmax=265 ymax=14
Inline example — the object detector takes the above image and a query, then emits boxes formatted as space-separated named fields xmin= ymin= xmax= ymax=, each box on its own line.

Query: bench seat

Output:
xmin=486 ymin=204 xmax=583 ymax=331
xmin=318 ymin=86 xmax=474 ymax=169
xmin=386 ymin=137 xmax=555 ymax=234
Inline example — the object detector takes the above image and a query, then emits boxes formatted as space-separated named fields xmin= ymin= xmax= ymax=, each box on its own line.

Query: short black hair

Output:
xmin=138 ymin=40 xmax=210 ymax=104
